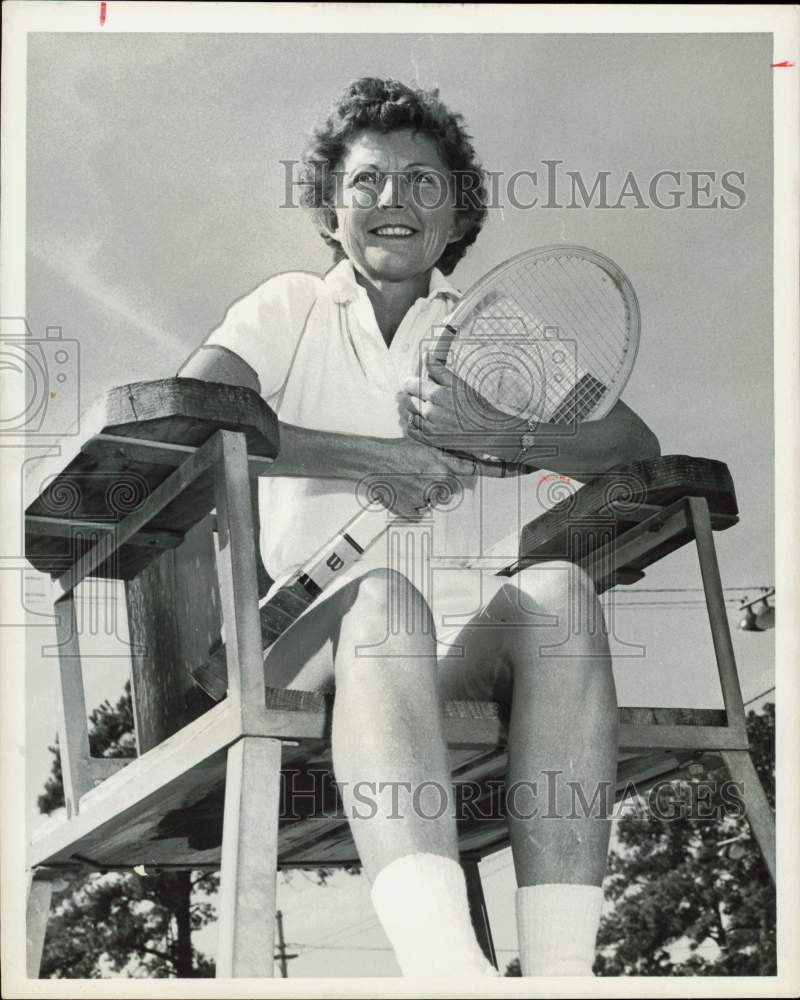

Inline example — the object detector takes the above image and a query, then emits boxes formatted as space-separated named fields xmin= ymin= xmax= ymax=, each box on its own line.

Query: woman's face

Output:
xmin=326 ymin=128 xmax=463 ymax=286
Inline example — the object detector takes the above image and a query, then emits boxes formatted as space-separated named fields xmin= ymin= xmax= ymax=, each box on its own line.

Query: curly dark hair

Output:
xmin=299 ymin=77 xmax=488 ymax=276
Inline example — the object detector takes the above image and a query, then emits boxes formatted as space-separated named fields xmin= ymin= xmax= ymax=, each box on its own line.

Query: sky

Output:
xmin=18 ymin=29 xmax=776 ymax=977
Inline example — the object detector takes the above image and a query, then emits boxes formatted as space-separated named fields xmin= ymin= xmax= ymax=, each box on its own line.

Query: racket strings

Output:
xmin=522 ymin=258 xmax=624 ymax=373
xmin=498 ymin=260 xmax=626 ymax=379
xmin=449 ymin=253 xmax=635 ymax=423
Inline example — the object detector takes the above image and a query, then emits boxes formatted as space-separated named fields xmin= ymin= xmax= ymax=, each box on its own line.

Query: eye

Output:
xmin=352 ymin=170 xmax=381 ymax=187
xmin=410 ymin=170 xmax=443 ymax=188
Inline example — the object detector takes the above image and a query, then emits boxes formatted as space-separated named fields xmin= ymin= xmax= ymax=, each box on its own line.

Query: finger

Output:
xmin=401 ymin=394 xmax=426 ymax=418
xmin=425 ymin=359 xmax=455 ymax=387
xmin=403 ymin=376 xmax=442 ymax=402
xmin=405 ymin=409 xmax=431 ymax=438
xmin=427 ymin=324 xmax=458 ymax=367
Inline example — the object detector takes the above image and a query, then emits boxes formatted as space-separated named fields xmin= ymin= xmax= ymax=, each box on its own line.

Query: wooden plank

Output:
xmin=28 ymin=700 xmax=241 ymax=868
xmin=217 ymin=737 xmax=282 ymax=978
xmin=28 ymin=734 xmax=726 ymax=874
xmin=580 ymin=501 xmax=694 ymax=594
xmin=518 ymin=455 xmax=738 ymax=564
xmin=213 ymin=431 xmax=265 ymax=710
xmin=27 ymin=876 xmax=53 ymax=977
xmin=720 ymin=750 xmax=776 ymax=883
xmin=26 ymin=514 xmax=184 ymax=550
xmin=688 ymin=497 xmax=748 ymax=731
xmin=619 ymin=724 xmax=748 ymax=752
xmin=52 ymin=431 xmax=223 ymax=598
xmin=24 ymin=379 xmax=279 ymax=578
xmin=89 ymin=758 xmax=131 ymax=783
xmin=84 ymin=433 xmax=274 ymax=476
xmin=54 ymin=594 xmax=93 ymax=816
xmin=127 ymin=516 xmax=223 ymax=753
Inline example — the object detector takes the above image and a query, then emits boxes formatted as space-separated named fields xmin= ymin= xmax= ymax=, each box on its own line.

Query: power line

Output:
xmin=744 ymin=685 xmax=775 ymax=707
xmin=306 ymin=914 xmax=381 ymax=948
xmin=614 ymin=587 xmax=767 ymax=593
xmin=287 ymin=943 xmax=521 ymax=954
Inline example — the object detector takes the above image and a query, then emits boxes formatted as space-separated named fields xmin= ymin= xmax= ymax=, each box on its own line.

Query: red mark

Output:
xmin=771 ymin=60 xmax=794 ymax=68
xmin=99 ymin=1 xmax=106 ymax=25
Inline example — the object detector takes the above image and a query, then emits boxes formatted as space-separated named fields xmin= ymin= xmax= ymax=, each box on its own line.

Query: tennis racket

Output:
xmin=192 ymin=244 xmax=640 ymax=701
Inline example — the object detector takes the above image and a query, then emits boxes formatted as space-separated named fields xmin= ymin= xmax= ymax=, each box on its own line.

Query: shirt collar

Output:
xmin=325 ymin=258 xmax=460 ymax=306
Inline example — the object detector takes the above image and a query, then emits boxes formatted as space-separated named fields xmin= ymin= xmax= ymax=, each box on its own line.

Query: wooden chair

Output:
xmin=24 ymin=379 xmax=776 ymax=978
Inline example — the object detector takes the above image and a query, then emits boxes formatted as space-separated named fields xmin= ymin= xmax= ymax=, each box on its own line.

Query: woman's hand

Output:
xmin=365 ymin=436 xmax=478 ymax=520
xmin=399 ymin=358 xmax=517 ymax=454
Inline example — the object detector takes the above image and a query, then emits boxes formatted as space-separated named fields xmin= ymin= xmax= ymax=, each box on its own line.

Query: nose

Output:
xmin=377 ymin=171 xmax=409 ymax=209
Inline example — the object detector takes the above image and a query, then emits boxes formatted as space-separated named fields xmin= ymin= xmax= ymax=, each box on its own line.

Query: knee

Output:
xmin=339 ymin=568 xmax=435 ymax=648
xmin=510 ymin=561 xmax=599 ymax=618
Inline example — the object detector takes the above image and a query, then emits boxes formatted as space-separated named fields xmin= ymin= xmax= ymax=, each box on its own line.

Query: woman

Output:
xmin=179 ymin=77 xmax=660 ymax=977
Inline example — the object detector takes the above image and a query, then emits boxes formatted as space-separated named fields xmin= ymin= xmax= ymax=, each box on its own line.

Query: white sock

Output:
xmin=515 ymin=883 xmax=603 ymax=976
xmin=370 ymin=853 xmax=499 ymax=977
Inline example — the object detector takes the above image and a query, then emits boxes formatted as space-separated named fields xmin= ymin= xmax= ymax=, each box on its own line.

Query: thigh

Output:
xmin=435 ymin=568 xmax=564 ymax=704
xmin=262 ymin=577 xmax=356 ymax=693
xmin=435 ymin=580 xmax=519 ymax=705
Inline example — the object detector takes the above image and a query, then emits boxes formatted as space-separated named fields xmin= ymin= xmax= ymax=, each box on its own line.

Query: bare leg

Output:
xmin=265 ymin=567 xmax=458 ymax=878
xmin=438 ymin=560 xmax=618 ymax=886
xmin=264 ymin=567 xmax=494 ymax=976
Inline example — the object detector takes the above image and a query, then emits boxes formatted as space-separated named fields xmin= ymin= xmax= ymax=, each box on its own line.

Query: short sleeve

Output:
xmin=204 ymin=271 xmax=321 ymax=402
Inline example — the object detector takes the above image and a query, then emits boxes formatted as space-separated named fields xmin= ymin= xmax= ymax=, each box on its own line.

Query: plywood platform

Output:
xmin=29 ymin=696 xmax=727 ymax=874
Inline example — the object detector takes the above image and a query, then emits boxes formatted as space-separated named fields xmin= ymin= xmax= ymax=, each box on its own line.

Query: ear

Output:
xmin=446 ymin=212 xmax=469 ymax=245
xmin=319 ymin=206 xmax=342 ymax=245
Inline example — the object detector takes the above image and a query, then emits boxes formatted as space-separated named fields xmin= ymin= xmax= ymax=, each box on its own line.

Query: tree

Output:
xmin=595 ymin=703 xmax=775 ymax=976
xmin=38 ymin=684 xmax=219 ymax=978
xmin=37 ymin=683 xmax=358 ymax=977
xmin=503 ymin=704 xmax=775 ymax=977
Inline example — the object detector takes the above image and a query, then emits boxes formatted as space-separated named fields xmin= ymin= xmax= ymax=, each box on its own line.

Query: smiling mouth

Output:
xmin=369 ymin=225 xmax=419 ymax=237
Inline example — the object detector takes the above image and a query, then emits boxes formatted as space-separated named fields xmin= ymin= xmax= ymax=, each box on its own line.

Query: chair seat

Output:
xmin=28 ymin=691 xmax=725 ymax=875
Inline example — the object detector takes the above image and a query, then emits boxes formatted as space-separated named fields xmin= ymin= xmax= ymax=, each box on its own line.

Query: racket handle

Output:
xmin=191 ymin=504 xmax=389 ymax=701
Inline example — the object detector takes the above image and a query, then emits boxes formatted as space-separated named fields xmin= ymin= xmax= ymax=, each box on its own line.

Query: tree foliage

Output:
xmin=504 ymin=704 xmax=775 ymax=977
xmin=596 ymin=703 xmax=775 ymax=976
xmin=38 ymin=684 xmax=218 ymax=978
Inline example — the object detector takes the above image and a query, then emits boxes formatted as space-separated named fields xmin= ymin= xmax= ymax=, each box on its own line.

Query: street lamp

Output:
xmin=738 ymin=589 xmax=775 ymax=632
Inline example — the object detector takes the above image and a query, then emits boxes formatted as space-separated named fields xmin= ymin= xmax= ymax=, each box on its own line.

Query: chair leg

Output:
xmin=461 ymin=858 xmax=498 ymax=970
xmin=217 ymin=736 xmax=282 ymax=977
xmin=720 ymin=749 xmax=776 ymax=883
xmin=27 ymin=874 xmax=53 ymax=977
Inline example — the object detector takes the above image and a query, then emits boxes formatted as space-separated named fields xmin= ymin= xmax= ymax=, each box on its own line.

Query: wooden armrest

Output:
xmin=24 ymin=378 xmax=279 ymax=580
xmin=511 ymin=455 xmax=738 ymax=586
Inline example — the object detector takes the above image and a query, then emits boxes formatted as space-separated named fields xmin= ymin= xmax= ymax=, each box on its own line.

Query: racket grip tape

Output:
xmin=190 ymin=575 xmax=321 ymax=702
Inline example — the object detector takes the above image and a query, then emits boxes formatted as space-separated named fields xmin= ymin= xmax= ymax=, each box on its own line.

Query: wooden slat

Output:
xmin=28 ymin=728 xmax=728 ymax=874
xmin=83 ymin=433 xmax=274 ymax=476
xmin=213 ymin=432 xmax=265 ymax=711
xmin=51 ymin=431 xmax=224 ymax=598
xmin=24 ymin=379 xmax=279 ymax=579
xmin=127 ymin=518 xmax=222 ymax=753
xmin=89 ymin=758 xmax=131 ymax=783
xmin=721 ymin=750 xmax=775 ymax=882
xmin=54 ymin=594 xmax=93 ymax=816
xmin=27 ymin=876 xmax=53 ymax=977
xmin=217 ymin=737 xmax=282 ymax=978
xmin=26 ymin=514 xmax=184 ymax=551
xmin=518 ymin=455 xmax=738 ymax=566
xmin=687 ymin=497 xmax=747 ymax=732
xmin=28 ymin=700 xmax=241 ymax=868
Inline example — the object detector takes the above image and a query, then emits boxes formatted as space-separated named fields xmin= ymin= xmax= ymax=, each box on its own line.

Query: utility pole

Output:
xmin=274 ymin=910 xmax=298 ymax=977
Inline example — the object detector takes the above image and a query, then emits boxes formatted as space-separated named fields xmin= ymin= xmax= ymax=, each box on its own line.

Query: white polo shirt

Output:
xmin=205 ymin=260 xmax=545 ymax=635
